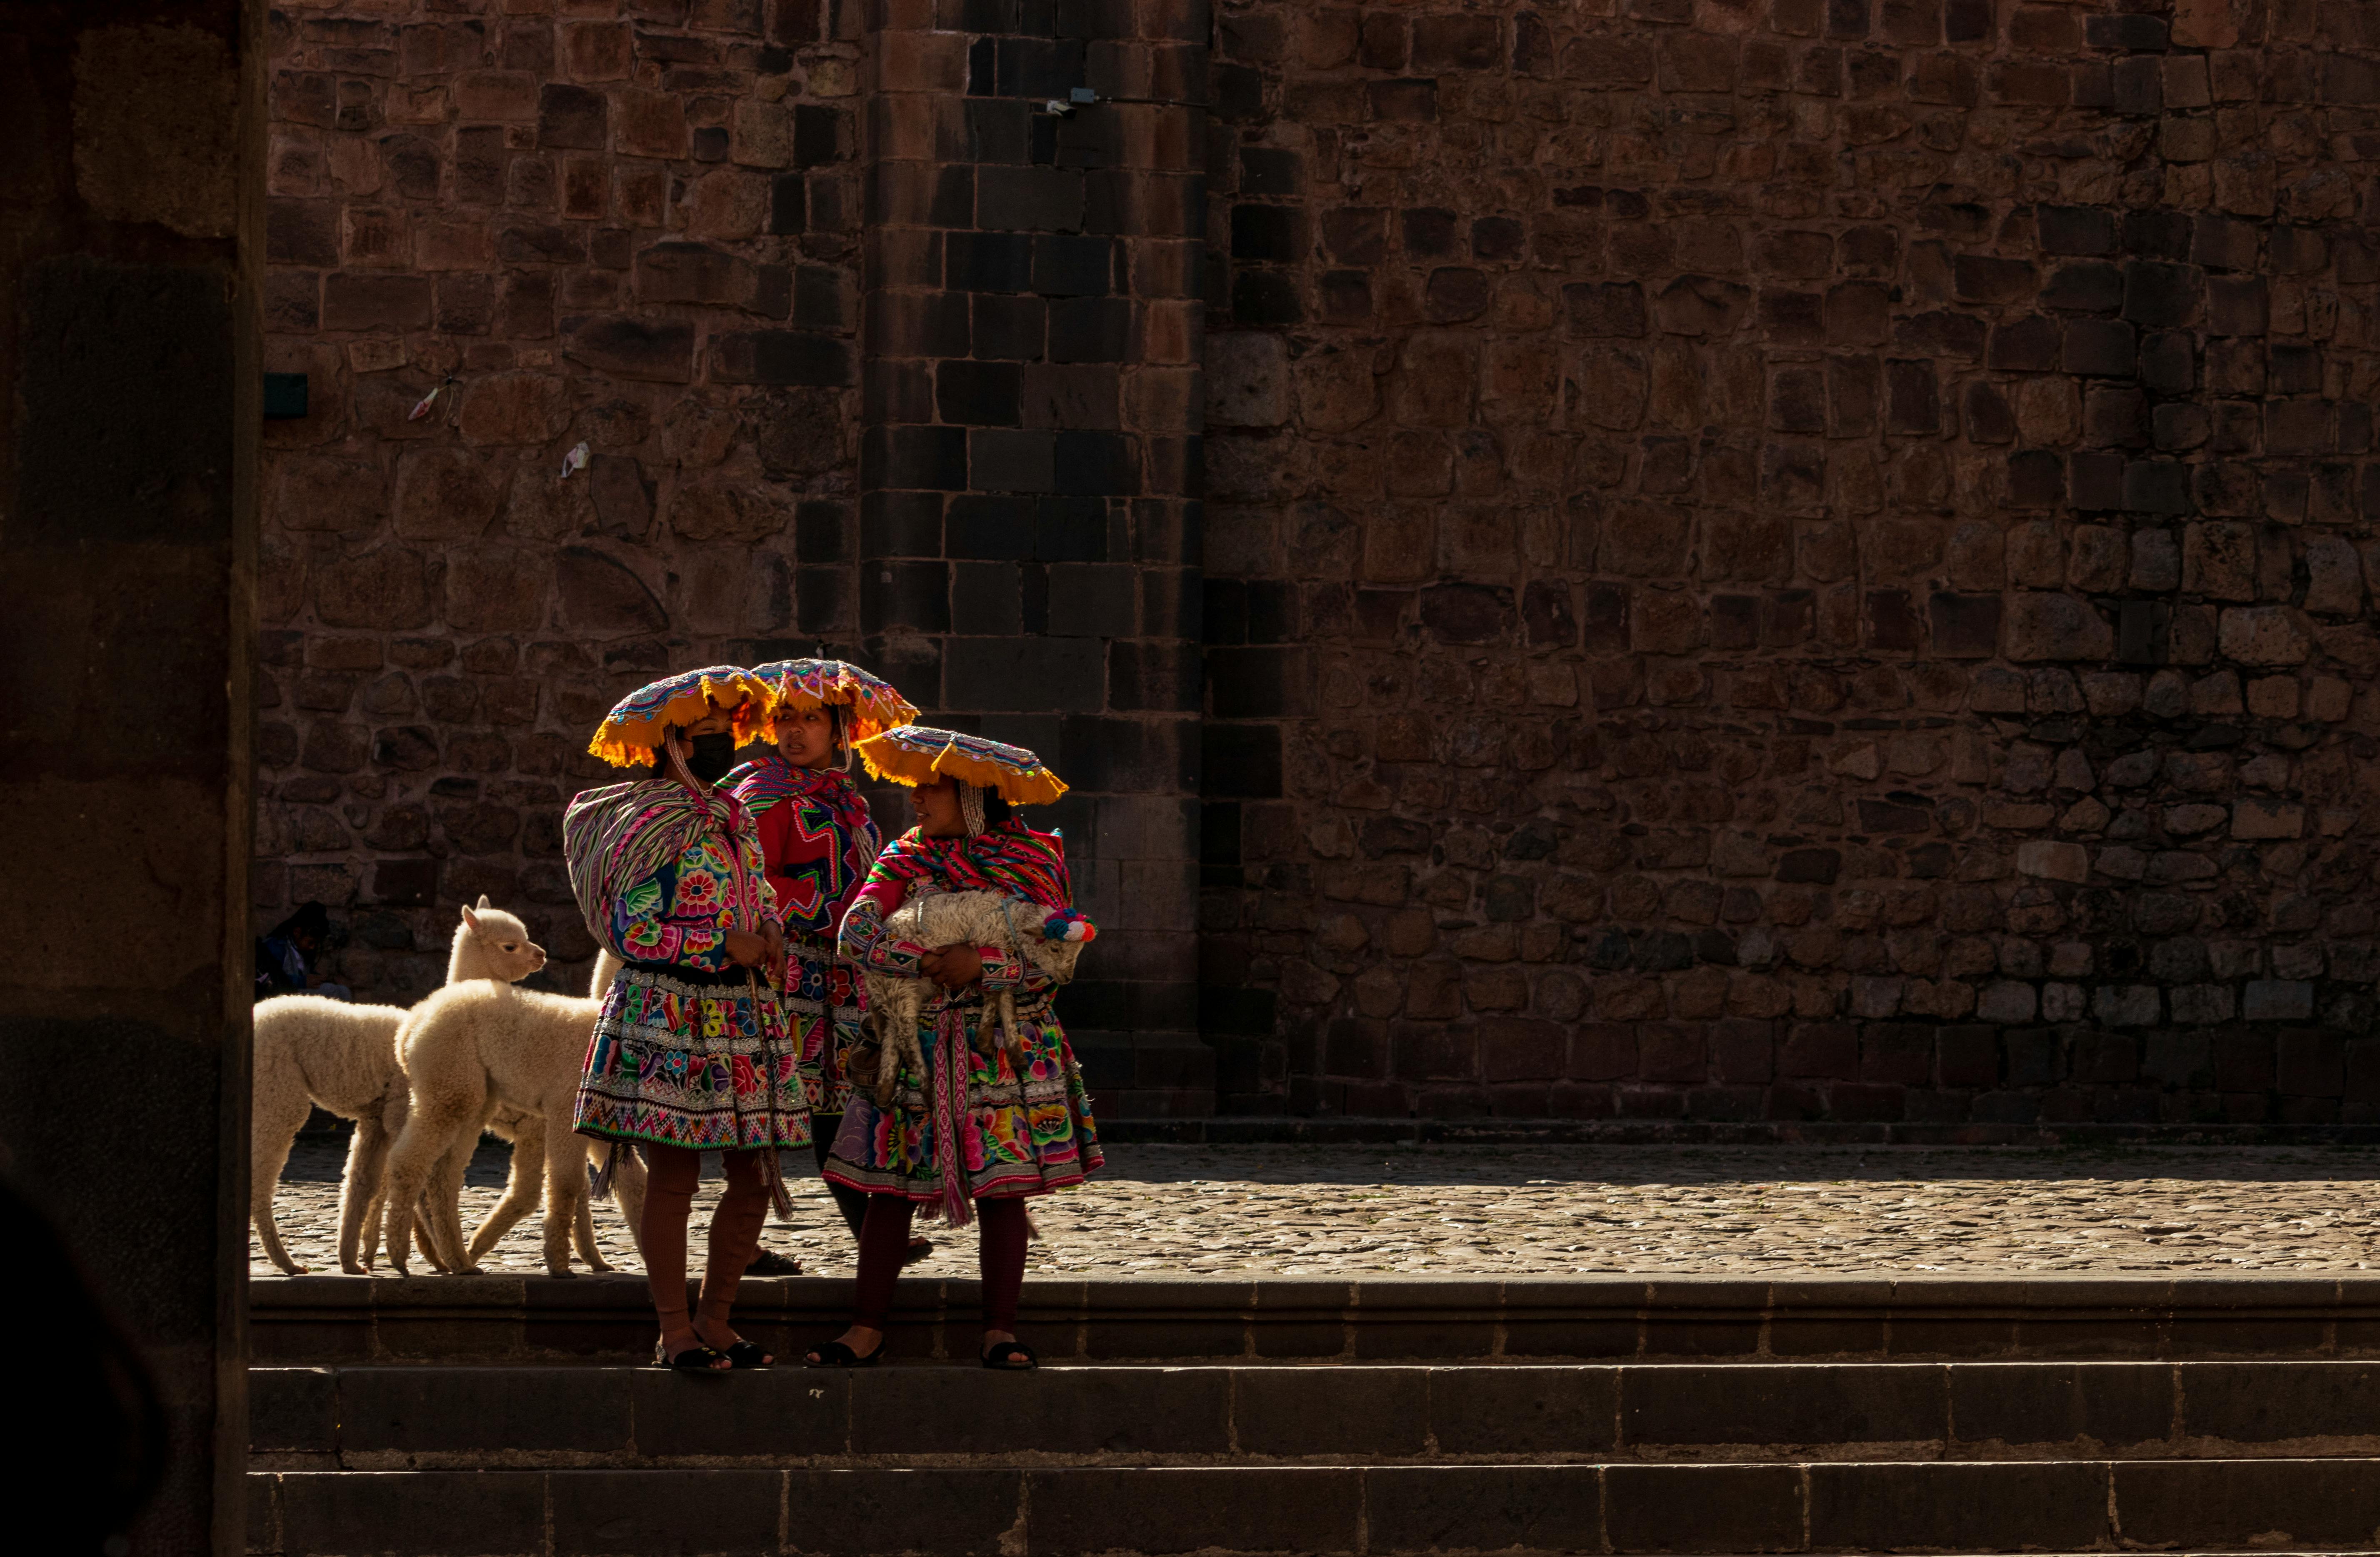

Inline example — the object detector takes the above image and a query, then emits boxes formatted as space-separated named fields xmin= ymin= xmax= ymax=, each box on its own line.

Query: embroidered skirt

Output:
xmin=823 ymin=986 xmax=1100 ymax=1218
xmin=574 ymin=964 xmax=811 ymax=1151
xmin=781 ymin=933 xmax=865 ymax=1117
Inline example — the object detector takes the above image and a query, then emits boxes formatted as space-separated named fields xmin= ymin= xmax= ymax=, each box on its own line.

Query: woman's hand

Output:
xmin=722 ymin=929 xmax=768 ymax=968
xmin=920 ymin=943 xmax=983 ymax=989
xmin=763 ymin=921 xmax=787 ymax=986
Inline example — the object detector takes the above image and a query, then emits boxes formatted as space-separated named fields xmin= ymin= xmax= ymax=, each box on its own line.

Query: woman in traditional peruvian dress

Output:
xmin=565 ymin=667 xmax=810 ymax=1372
xmin=804 ymin=728 xmax=1101 ymax=1372
xmin=723 ymin=658 xmax=922 ymax=1259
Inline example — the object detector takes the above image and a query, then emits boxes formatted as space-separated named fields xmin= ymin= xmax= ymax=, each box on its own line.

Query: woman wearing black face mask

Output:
xmin=565 ymin=668 xmax=807 ymax=1373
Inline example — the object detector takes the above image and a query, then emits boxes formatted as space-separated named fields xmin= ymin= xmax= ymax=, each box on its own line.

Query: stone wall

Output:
xmin=1196 ymin=0 xmax=2380 ymax=1125
xmin=855 ymin=0 xmax=1212 ymax=1115
xmin=258 ymin=0 xmax=2380 ymax=1129
xmin=258 ymin=0 xmax=867 ymax=996
xmin=255 ymin=0 xmax=1212 ymax=1115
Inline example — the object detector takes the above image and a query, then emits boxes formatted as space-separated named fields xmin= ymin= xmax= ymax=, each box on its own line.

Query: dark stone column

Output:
xmin=861 ymin=0 xmax=1211 ymax=1115
xmin=0 ymin=4 xmax=260 ymax=1552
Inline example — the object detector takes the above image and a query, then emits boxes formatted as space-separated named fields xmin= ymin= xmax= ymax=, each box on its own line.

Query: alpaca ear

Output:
xmin=475 ymin=893 xmax=492 ymax=910
xmin=461 ymin=906 xmax=480 ymax=931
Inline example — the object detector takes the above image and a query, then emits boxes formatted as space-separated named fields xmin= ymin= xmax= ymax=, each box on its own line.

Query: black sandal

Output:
xmin=745 ymin=1249 xmax=803 ymax=1276
xmin=722 ymin=1339 xmax=772 ymax=1369
xmin=903 ymin=1237 xmax=933 ymax=1267
xmin=654 ymin=1340 xmax=730 ymax=1373
xmin=981 ymin=1340 xmax=1038 ymax=1371
xmin=805 ymin=1338 xmax=885 ymax=1368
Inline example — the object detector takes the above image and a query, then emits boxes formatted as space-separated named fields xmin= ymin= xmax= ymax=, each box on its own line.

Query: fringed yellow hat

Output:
xmin=853 ymin=725 xmax=1069 ymax=805
xmin=749 ymin=657 xmax=919 ymax=743
xmin=585 ymin=665 xmax=772 ymax=768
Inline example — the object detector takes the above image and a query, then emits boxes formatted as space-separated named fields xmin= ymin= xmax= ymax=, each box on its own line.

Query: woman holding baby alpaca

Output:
xmin=806 ymin=727 xmax=1101 ymax=1372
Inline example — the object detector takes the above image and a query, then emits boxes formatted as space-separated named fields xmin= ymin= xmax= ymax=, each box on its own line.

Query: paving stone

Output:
xmin=257 ymin=1140 xmax=2380 ymax=1281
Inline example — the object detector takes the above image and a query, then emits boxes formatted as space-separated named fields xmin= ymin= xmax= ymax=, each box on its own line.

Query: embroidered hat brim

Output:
xmin=585 ymin=665 xmax=773 ymax=767
xmin=748 ymin=657 xmax=919 ymax=743
xmin=852 ymin=724 xmax=1069 ymax=805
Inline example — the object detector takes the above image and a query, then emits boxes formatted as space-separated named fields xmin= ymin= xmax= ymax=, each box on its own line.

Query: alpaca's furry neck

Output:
xmin=449 ymin=931 xmax=502 ymax=984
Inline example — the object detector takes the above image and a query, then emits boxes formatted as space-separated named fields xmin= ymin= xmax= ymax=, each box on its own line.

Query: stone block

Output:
xmin=1810 ymin=1462 xmax=2109 ymax=1550
xmin=1235 ymin=1367 xmax=1425 ymax=1457
xmin=2218 ymin=607 xmax=2312 ymax=666
xmin=279 ymin=1470 xmax=547 ymax=1555
xmin=789 ymin=1467 xmax=1023 ymax=1554
xmin=2242 ymin=981 xmax=2314 ymax=1022
xmin=1604 ymin=1464 xmax=1803 ymax=1552
xmin=2005 ymin=593 xmax=2114 ymax=661
xmin=1976 ymin=982 xmax=2037 ymax=1023
xmin=1366 ymin=1466 xmax=1601 ymax=1554
xmin=1622 ymin=1362 xmax=1941 ymax=1448
xmin=1032 ymin=1467 xmax=1361 ymax=1553
xmin=2016 ymin=841 xmax=2089 ymax=882
xmin=2114 ymin=1460 xmax=2380 ymax=1550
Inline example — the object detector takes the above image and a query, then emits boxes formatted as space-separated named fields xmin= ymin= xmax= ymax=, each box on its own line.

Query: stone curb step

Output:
xmin=247 ymin=1460 xmax=2380 ymax=1555
xmin=1100 ymin=1116 xmax=2380 ymax=1146
xmin=254 ymin=1272 xmax=2380 ymax=1364
xmin=253 ymin=1362 xmax=2380 ymax=1470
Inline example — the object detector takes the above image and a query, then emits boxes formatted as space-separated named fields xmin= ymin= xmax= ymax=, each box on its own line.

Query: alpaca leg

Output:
xmin=379 ymin=1114 xmax=455 ymax=1279
xmin=382 ymin=1060 xmax=484 ymax=1279
xmin=601 ymin=1140 xmax=650 ymax=1263
xmin=424 ymin=1135 xmax=482 ymax=1273
xmin=565 ymin=1136 xmax=612 ymax=1271
xmin=574 ymin=1187 xmax=608 ymax=1272
xmin=338 ymin=1116 xmax=392 ymax=1275
xmin=540 ymin=1112 xmax=588 ymax=1277
xmin=467 ymin=1120 xmax=544 ymax=1267
xmin=355 ymin=1094 xmax=407 ymax=1270
xmin=250 ymin=1080 xmax=314 ymax=1277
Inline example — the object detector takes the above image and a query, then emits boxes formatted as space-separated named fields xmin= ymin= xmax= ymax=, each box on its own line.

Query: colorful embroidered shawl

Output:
xmin=564 ymin=776 xmax=760 ymax=959
xmin=723 ymin=756 xmax=879 ymax=936
xmin=866 ymin=819 xmax=1073 ymax=912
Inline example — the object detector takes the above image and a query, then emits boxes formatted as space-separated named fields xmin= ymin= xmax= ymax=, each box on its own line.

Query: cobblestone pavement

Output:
xmin=253 ymin=1139 xmax=2380 ymax=1279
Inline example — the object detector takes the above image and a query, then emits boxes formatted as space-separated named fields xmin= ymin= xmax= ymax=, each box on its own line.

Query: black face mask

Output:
xmin=684 ymin=732 xmax=739 ymax=786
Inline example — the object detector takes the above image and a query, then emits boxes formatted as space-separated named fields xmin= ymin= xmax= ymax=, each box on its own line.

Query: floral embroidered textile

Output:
xmin=574 ymin=966 xmax=810 ymax=1151
xmin=826 ymin=819 xmax=1101 ymax=1215
xmin=726 ymin=755 xmax=882 ymax=1114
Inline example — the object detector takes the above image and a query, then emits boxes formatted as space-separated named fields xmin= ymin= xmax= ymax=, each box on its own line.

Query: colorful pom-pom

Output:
xmin=1040 ymin=909 xmax=1096 ymax=944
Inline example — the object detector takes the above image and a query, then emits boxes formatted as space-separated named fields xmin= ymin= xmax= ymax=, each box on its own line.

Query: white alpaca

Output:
xmin=441 ymin=951 xmax=642 ymax=1269
xmin=380 ymin=940 xmax=627 ymax=1277
xmin=248 ymin=899 xmax=546 ymax=1275
xmin=860 ymin=890 xmax=1085 ymax=1104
